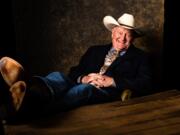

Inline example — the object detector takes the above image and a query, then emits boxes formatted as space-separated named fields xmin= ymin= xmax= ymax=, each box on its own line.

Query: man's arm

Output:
xmin=68 ymin=47 xmax=94 ymax=83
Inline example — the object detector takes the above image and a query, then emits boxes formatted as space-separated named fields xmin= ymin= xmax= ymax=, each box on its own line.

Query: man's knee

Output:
xmin=46 ymin=72 xmax=66 ymax=81
xmin=60 ymin=84 xmax=95 ymax=108
xmin=67 ymin=84 xmax=95 ymax=98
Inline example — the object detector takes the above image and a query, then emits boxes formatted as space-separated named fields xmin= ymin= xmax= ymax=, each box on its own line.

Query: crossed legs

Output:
xmin=0 ymin=57 xmax=114 ymax=120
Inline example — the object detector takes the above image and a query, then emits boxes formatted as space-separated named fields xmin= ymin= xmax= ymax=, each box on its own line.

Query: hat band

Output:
xmin=119 ymin=23 xmax=134 ymax=29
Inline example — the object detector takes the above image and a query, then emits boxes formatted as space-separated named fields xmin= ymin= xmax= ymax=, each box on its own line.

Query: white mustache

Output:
xmin=116 ymin=39 xmax=125 ymax=44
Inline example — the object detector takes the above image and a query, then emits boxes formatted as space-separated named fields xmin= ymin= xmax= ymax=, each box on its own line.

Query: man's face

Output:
xmin=111 ymin=26 xmax=134 ymax=51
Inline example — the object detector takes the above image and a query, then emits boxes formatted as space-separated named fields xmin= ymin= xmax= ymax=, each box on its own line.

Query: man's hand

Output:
xmin=81 ymin=73 xmax=114 ymax=88
xmin=81 ymin=73 xmax=102 ymax=84
xmin=97 ymin=75 xmax=114 ymax=87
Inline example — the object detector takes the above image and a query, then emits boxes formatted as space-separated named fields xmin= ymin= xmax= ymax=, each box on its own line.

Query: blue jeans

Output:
xmin=35 ymin=72 xmax=116 ymax=111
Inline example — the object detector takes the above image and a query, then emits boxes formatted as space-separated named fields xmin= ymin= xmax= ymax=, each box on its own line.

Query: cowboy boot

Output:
xmin=0 ymin=57 xmax=24 ymax=86
xmin=9 ymin=81 xmax=26 ymax=111
xmin=0 ymin=57 xmax=26 ymax=119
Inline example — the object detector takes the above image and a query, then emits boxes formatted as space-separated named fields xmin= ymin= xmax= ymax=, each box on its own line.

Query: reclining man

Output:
xmin=0 ymin=13 xmax=152 ymax=121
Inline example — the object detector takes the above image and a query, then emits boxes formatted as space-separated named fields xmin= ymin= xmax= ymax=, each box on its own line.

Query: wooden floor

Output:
xmin=4 ymin=89 xmax=180 ymax=135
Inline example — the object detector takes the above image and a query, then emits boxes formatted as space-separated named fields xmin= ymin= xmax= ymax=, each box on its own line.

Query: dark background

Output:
xmin=163 ymin=0 xmax=179 ymax=90
xmin=1 ymin=0 xmax=179 ymax=93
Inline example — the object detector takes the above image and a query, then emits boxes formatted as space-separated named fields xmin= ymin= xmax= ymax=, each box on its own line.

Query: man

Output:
xmin=0 ymin=13 xmax=152 ymax=120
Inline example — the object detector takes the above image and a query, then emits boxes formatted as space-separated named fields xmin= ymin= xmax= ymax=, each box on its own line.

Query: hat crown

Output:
xmin=118 ymin=13 xmax=135 ymax=29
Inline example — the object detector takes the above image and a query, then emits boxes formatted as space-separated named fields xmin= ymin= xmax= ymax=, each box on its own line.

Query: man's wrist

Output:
xmin=77 ymin=75 xmax=85 ymax=83
xmin=111 ymin=79 xmax=116 ymax=87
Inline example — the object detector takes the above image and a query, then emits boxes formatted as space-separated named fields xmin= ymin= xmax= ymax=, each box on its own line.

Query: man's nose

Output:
xmin=121 ymin=33 xmax=126 ymax=41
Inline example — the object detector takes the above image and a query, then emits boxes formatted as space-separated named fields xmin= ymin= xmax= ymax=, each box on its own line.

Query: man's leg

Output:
xmin=19 ymin=72 xmax=75 ymax=114
xmin=55 ymin=84 xmax=112 ymax=111
xmin=0 ymin=57 xmax=59 ymax=119
xmin=34 ymin=72 xmax=74 ymax=101
xmin=0 ymin=57 xmax=75 ymax=119
xmin=18 ymin=72 xmax=75 ymax=116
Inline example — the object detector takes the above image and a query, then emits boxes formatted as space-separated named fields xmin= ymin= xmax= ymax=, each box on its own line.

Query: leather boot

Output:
xmin=0 ymin=57 xmax=24 ymax=86
xmin=0 ymin=57 xmax=26 ymax=119
xmin=9 ymin=81 xmax=26 ymax=111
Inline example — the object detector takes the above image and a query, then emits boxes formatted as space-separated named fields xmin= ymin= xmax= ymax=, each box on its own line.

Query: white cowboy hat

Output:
xmin=103 ymin=13 xmax=142 ymax=37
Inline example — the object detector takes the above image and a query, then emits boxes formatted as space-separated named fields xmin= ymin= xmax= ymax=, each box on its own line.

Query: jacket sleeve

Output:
xmin=67 ymin=47 xmax=93 ymax=83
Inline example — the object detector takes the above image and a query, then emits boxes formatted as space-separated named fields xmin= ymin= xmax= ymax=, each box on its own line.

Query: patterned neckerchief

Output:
xmin=99 ymin=47 xmax=126 ymax=75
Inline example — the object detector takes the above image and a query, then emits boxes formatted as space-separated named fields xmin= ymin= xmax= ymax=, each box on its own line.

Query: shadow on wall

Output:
xmin=134 ymin=27 xmax=163 ymax=92
xmin=146 ymin=29 xmax=163 ymax=92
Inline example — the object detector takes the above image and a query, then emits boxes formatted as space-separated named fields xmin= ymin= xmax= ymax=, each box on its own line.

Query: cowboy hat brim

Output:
xmin=103 ymin=15 xmax=143 ymax=38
